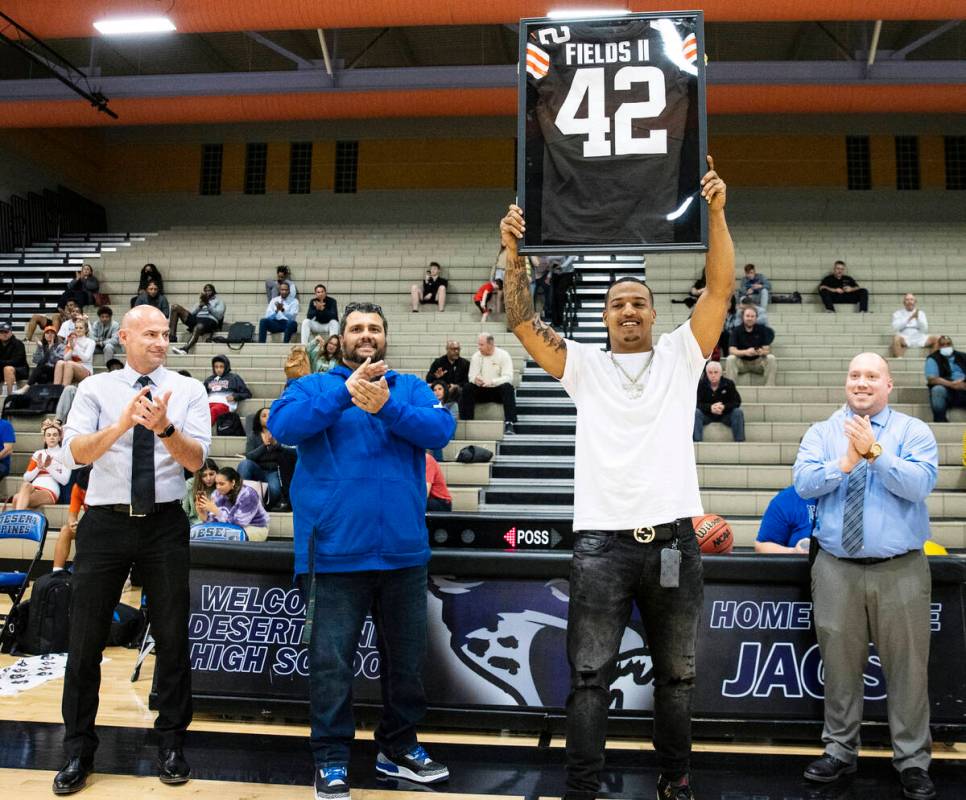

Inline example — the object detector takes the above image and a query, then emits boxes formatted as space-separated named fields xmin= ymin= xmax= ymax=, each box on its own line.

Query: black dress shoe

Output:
xmin=158 ymin=748 xmax=191 ymax=785
xmin=52 ymin=757 xmax=93 ymax=795
xmin=804 ymin=754 xmax=857 ymax=783
xmin=900 ymin=767 xmax=936 ymax=800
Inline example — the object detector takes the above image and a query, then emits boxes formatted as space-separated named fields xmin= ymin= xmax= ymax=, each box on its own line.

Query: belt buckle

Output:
xmin=129 ymin=505 xmax=147 ymax=518
xmin=633 ymin=526 xmax=656 ymax=544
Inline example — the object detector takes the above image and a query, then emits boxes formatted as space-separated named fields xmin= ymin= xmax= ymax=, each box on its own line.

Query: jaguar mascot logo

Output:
xmin=427 ymin=576 xmax=656 ymax=710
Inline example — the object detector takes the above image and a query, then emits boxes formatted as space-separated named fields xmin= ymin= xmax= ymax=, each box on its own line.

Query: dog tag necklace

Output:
xmin=610 ymin=350 xmax=653 ymax=399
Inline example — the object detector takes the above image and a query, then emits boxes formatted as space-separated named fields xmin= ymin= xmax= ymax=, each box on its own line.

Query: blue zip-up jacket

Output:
xmin=269 ymin=365 xmax=456 ymax=574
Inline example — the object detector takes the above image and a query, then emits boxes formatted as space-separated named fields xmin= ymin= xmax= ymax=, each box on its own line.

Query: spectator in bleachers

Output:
xmin=198 ymin=466 xmax=271 ymax=542
xmin=90 ymin=306 xmax=121 ymax=362
xmin=182 ymin=458 xmax=219 ymax=526
xmin=460 ymin=333 xmax=517 ymax=434
xmin=891 ymin=293 xmax=938 ymax=358
xmin=301 ymin=284 xmax=340 ymax=342
xmin=238 ymin=407 xmax=296 ymax=512
xmin=473 ymin=278 xmax=502 ymax=323
xmin=693 ymin=361 xmax=745 ymax=442
xmin=56 ymin=301 xmax=83 ymax=341
xmin=724 ymin=306 xmax=777 ymax=386
xmin=410 ymin=262 xmax=448 ymax=313
xmin=265 ymin=265 xmax=298 ymax=300
xmin=58 ymin=263 xmax=100 ymax=311
xmin=678 ymin=267 xmax=706 ymax=309
xmin=735 ymin=294 xmax=768 ymax=328
xmin=258 ymin=281 xmax=299 ymax=343
xmin=739 ymin=263 xmax=771 ymax=310
xmin=203 ymin=355 xmax=252 ymax=426
xmin=425 ymin=453 xmax=452 ymax=512
xmin=105 ymin=358 xmax=124 ymax=372
xmin=169 ymin=283 xmax=226 ymax=354
xmin=818 ymin=260 xmax=869 ymax=313
xmin=754 ymin=485 xmax=817 ymax=554
xmin=925 ymin=335 xmax=966 ymax=422
xmin=529 ymin=256 xmax=553 ymax=321
xmin=132 ymin=280 xmax=170 ymax=318
xmin=429 ymin=381 xmax=458 ymax=462
xmin=550 ymin=257 xmax=578 ymax=328
xmin=25 ymin=326 xmax=63 ymax=388
xmin=14 ymin=418 xmax=69 ymax=510
xmin=136 ymin=263 xmax=164 ymax=297
xmin=25 ymin=298 xmax=79 ymax=343
xmin=308 ymin=334 xmax=341 ymax=373
xmin=426 ymin=340 xmax=469 ymax=401
xmin=0 ymin=413 xmax=14 ymax=481
xmin=54 ymin=318 xmax=94 ymax=387
xmin=0 ymin=321 xmax=28 ymax=396
xmin=52 ymin=464 xmax=92 ymax=571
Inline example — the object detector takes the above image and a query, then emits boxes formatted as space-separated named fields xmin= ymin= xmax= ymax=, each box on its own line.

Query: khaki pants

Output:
xmin=811 ymin=549 xmax=932 ymax=770
xmin=724 ymin=354 xmax=777 ymax=386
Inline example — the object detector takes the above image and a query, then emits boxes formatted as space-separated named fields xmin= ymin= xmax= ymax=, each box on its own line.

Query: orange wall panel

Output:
xmin=221 ymin=142 xmax=246 ymax=193
xmin=266 ymin=142 xmax=289 ymax=193
xmin=869 ymin=135 xmax=896 ymax=189
xmin=311 ymin=141 xmax=336 ymax=192
xmin=358 ymin=138 xmax=513 ymax=190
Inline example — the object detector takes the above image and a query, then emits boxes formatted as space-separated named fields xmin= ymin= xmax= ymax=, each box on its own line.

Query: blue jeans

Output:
xmin=237 ymin=459 xmax=282 ymax=507
xmin=303 ymin=565 xmax=428 ymax=766
xmin=693 ymin=407 xmax=745 ymax=442
xmin=929 ymin=384 xmax=966 ymax=422
xmin=258 ymin=317 xmax=297 ymax=343
xmin=565 ymin=527 xmax=703 ymax=798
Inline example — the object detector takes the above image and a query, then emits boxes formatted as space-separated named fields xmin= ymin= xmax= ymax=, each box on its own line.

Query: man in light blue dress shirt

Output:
xmin=794 ymin=352 xmax=938 ymax=800
xmin=54 ymin=306 xmax=211 ymax=796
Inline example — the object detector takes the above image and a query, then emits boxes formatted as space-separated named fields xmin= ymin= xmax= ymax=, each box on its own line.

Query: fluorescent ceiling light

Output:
xmin=547 ymin=8 xmax=631 ymax=19
xmin=93 ymin=16 xmax=176 ymax=35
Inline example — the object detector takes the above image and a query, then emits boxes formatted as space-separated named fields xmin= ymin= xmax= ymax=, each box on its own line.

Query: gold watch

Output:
xmin=864 ymin=442 xmax=883 ymax=462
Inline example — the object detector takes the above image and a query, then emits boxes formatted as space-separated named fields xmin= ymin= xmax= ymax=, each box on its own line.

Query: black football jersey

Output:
xmin=526 ymin=18 xmax=698 ymax=246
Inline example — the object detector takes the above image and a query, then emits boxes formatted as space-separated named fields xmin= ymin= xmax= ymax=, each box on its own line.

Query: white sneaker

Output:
xmin=169 ymin=346 xmax=186 ymax=355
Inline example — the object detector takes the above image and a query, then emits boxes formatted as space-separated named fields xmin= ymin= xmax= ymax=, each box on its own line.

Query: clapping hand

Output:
xmin=132 ymin=389 xmax=173 ymax=434
xmin=345 ymin=358 xmax=390 ymax=413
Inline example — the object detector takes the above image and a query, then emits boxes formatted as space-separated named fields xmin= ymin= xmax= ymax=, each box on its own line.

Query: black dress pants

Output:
xmin=62 ymin=504 xmax=192 ymax=759
xmin=459 ymin=383 xmax=517 ymax=423
xmin=819 ymin=288 xmax=868 ymax=312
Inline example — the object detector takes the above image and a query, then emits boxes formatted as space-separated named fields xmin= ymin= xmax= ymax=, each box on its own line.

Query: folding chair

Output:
xmin=0 ymin=510 xmax=48 ymax=648
xmin=131 ymin=522 xmax=248 ymax=681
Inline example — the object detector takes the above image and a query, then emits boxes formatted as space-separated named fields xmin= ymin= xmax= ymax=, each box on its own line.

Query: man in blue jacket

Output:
xmin=269 ymin=302 xmax=456 ymax=800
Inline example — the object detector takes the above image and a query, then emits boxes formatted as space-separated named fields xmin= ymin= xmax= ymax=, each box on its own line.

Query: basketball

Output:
xmin=692 ymin=514 xmax=734 ymax=554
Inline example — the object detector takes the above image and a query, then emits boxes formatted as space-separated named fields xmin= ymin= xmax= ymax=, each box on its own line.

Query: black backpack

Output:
xmin=215 ymin=411 xmax=245 ymax=437
xmin=456 ymin=445 xmax=493 ymax=463
xmin=2 ymin=384 xmax=65 ymax=418
xmin=212 ymin=321 xmax=255 ymax=351
xmin=18 ymin=570 xmax=71 ymax=654
xmin=108 ymin=603 xmax=146 ymax=648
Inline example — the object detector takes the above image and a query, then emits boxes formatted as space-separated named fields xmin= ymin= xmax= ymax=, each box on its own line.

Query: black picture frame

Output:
xmin=516 ymin=10 xmax=708 ymax=255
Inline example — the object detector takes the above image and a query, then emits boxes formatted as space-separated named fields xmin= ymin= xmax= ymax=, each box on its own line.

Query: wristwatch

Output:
xmin=864 ymin=442 xmax=883 ymax=462
xmin=158 ymin=423 xmax=176 ymax=439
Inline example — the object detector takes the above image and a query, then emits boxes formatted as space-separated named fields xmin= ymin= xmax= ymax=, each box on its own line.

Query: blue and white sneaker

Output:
xmin=314 ymin=764 xmax=349 ymax=800
xmin=376 ymin=745 xmax=449 ymax=784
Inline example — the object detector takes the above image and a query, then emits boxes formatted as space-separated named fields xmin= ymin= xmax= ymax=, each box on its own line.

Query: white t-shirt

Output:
xmin=560 ymin=321 xmax=707 ymax=530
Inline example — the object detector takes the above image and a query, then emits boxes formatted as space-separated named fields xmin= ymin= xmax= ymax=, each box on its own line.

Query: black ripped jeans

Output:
xmin=564 ymin=527 xmax=704 ymax=800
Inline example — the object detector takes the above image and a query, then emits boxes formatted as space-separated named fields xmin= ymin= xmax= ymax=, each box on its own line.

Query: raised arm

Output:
xmin=690 ymin=156 xmax=735 ymax=357
xmin=501 ymin=205 xmax=567 ymax=380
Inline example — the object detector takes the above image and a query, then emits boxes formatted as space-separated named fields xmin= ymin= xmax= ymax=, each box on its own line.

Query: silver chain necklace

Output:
xmin=609 ymin=350 xmax=654 ymax=399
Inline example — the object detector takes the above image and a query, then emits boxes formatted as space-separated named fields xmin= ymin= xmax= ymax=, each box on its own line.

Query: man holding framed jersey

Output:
xmin=501 ymin=156 xmax=733 ymax=800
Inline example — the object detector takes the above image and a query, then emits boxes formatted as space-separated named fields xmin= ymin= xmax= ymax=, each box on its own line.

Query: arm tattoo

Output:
xmin=504 ymin=254 xmax=536 ymax=330
xmin=531 ymin=317 xmax=567 ymax=353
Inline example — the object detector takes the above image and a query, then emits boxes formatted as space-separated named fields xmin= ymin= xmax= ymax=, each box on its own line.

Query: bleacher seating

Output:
xmin=0 ymin=220 xmax=964 ymax=564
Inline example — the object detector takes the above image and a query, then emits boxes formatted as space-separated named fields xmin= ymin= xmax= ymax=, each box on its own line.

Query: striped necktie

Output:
xmin=131 ymin=375 xmax=156 ymax=515
xmin=841 ymin=459 xmax=867 ymax=556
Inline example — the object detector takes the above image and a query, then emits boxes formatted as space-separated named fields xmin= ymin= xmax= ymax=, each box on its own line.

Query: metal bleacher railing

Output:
xmin=0 ymin=185 xmax=150 ymax=328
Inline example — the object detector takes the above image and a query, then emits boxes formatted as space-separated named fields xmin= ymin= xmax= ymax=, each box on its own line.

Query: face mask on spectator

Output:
xmin=939 ymin=346 xmax=954 ymax=357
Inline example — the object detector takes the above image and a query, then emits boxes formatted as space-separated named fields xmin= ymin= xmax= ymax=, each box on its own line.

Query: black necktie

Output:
xmin=131 ymin=375 xmax=156 ymax=515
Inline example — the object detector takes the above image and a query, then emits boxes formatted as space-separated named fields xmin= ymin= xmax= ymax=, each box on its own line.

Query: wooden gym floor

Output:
xmin=1 ymin=591 xmax=964 ymax=799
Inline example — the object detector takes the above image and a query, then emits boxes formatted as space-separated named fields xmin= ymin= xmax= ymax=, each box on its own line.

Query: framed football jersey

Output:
xmin=517 ymin=11 xmax=709 ymax=254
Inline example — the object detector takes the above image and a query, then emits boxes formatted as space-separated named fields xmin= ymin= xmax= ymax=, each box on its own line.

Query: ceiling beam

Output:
xmin=890 ymin=19 xmax=961 ymax=59
xmin=244 ymin=31 xmax=315 ymax=70
xmin=0 ymin=60 xmax=963 ymax=104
